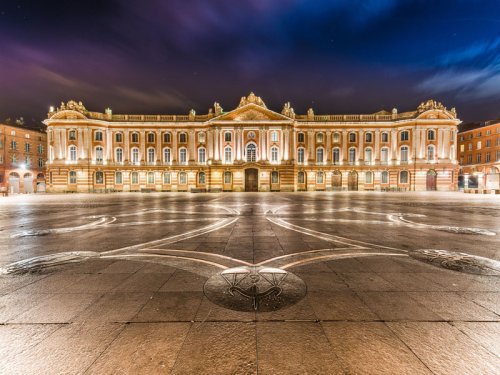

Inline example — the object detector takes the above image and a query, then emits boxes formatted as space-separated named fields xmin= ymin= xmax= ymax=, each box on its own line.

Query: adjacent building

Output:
xmin=44 ymin=94 xmax=460 ymax=193
xmin=0 ymin=123 xmax=47 ymax=194
xmin=457 ymin=120 xmax=500 ymax=190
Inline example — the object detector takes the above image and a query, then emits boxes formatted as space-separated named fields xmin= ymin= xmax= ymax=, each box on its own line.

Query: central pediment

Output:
xmin=211 ymin=103 xmax=292 ymax=122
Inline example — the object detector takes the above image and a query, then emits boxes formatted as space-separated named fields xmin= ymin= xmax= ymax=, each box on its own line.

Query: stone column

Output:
xmin=391 ymin=130 xmax=397 ymax=162
xmin=307 ymin=131 xmax=314 ymax=163
xmin=374 ymin=130 xmax=380 ymax=162
xmin=284 ymin=129 xmax=290 ymax=161
xmin=326 ymin=131 xmax=331 ymax=163
xmin=342 ymin=131 xmax=348 ymax=163
xmin=207 ymin=129 xmax=214 ymax=159
xmin=358 ymin=130 xmax=364 ymax=163
xmin=189 ymin=130 xmax=195 ymax=163
xmin=156 ymin=130 xmax=162 ymax=163
xmin=106 ymin=129 xmax=112 ymax=162
xmin=172 ymin=130 xmax=178 ymax=163
xmin=140 ymin=131 xmax=146 ymax=162
xmin=124 ymin=130 xmax=129 ymax=163
xmin=214 ymin=128 xmax=219 ymax=161
xmin=77 ymin=128 xmax=84 ymax=159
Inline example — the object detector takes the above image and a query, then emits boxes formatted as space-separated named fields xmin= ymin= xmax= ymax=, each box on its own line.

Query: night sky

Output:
xmin=1 ymin=0 xmax=499 ymax=126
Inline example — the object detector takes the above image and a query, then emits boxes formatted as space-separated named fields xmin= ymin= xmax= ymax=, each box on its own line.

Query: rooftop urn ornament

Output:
xmin=307 ymin=108 xmax=314 ymax=120
xmin=189 ymin=108 xmax=196 ymax=120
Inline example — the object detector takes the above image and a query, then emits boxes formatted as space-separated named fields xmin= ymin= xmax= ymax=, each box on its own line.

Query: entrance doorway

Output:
xmin=245 ymin=168 xmax=258 ymax=192
xmin=426 ymin=170 xmax=437 ymax=191
xmin=332 ymin=170 xmax=342 ymax=191
xmin=8 ymin=172 xmax=20 ymax=194
xmin=348 ymin=171 xmax=358 ymax=191
xmin=23 ymin=173 xmax=33 ymax=193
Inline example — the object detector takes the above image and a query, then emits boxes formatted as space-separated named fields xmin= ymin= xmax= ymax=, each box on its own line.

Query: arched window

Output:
xmin=400 ymin=170 xmax=409 ymax=184
xmin=178 ymin=171 xmax=187 ymax=184
xmin=332 ymin=148 xmax=340 ymax=165
xmin=380 ymin=147 xmax=389 ymax=164
xmin=147 ymin=132 xmax=155 ymax=143
xmin=271 ymin=146 xmax=279 ymax=163
xmin=381 ymin=171 xmax=389 ymax=184
xmin=400 ymin=146 xmax=409 ymax=163
xmin=95 ymin=146 xmax=104 ymax=164
xmin=147 ymin=148 xmax=155 ymax=163
xmin=381 ymin=132 xmax=389 ymax=142
xmin=198 ymin=172 xmax=206 ymax=184
xmin=224 ymin=132 xmax=232 ymax=142
xmin=131 ymin=133 xmax=139 ymax=143
xmin=163 ymin=148 xmax=171 ymax=164
xmin=297 ymin=147 xmax=305 ymax=163
xmin=427 ymin=145 xmax=435 ymax=161
xmin=179 ymin=132 xmax=187 ymax=143
xmin=316 ymin=147 xmax=324 ymax=164
xmin=163 ymin=132 xmax=171 ymax=143
xmin=316 ymin=133 xmax=324 ymax=143
xmin=95 ymin=171 xmax=104 ymax=184
xmin=115 ymin=133 xmax=122 ymax=142
xmin=147 ymin=172 xmax=155 ymax=184
xmin=224 ymin=171 xmax=232 ymax=184
xmin=131 ymin=171 xmax=139 ymax=184
xmin=131 ymin=147 xmax=139 ymax=164
xmin=364 ymin=148 xmax=372 ymax=165
xmin=246 ymin=143 xmax=256 ymax=162
xmin=298 ymin=171 xmax=305 ymax=184
xmin=179 ymin=148 xmax=187 ymax=164
xmin=198 ymin=132 xmax=205 ymax=143
xmin=365 ymin=171 xmax=373 ymax=184
xmin=224 ymin=146 xmax=232 ymax=164
xmin=427 ymin=130 xmax=435 ymax=140
xmin=365 ymin=132 xmax=373 ymax=143
xmin=271 ymin=171 xmax=279 ymax=184
xmin=400 ymin=131 xmax=409 ymax=141
xmin=348 ymin=148 xmax=356 ymax=164
xmin=333 ymin=132 xmax=340 ymax=143
xmin=95 ymin=131 xmax=103 ymax=141
xmin=115 ymin=171 xmax=123 ymax=184
xmin=271 ymin=131 xmax=278 ymax=142
xmin=68 ymin=130 xmax=76 ymax=140
xmin=198 ymin=147 xmax=206 ymax=163
xmin=297 ymin=132 xmax=305 ymax=143
xmin=69 ymin=145 xmax=77 ymax=161
xmin=349 ymin=132 xmax=356 ymax=143
xmin=115 ymin=148 xmax=123 ymax=163
xmin=316 ymin=171 xmax=324 ymax=184
xmin=68 ymin=171 xmax=77 ymax=184
xmin=163 ymin=172 xmax=171 ymax=184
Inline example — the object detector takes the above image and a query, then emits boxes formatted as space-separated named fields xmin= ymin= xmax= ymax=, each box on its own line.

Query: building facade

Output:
xmin=0 ymin=124 xmax=47 ymax=194
xmin=457 ymin=120 xmax=500 ymax=190
xmin=44 ymin=94 xmax=460 ymax=193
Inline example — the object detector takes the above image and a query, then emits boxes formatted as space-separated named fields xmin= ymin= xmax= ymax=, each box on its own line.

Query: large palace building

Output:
xmin=44 ymin=93 xmax=460 ymax=193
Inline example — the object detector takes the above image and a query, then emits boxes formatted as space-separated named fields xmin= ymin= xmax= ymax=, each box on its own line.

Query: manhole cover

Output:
xmin=204 ymin=266 xmax=307 ymax=312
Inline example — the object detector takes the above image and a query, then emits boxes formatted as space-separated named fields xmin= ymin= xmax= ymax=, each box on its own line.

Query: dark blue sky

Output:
xmin=1 ymin=0 xmax=499 ymax=124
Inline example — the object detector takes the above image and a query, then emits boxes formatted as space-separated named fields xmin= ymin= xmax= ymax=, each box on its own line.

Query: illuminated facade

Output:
xmin=44 ymin=94 xmax=460 ymax=193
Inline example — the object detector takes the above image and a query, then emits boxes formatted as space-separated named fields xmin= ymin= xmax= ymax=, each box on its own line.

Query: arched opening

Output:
xmin=332 ymin=170 xmax=342 ymax=191
xmin=246 ymin=143 xmax=257 ymax=162
xmin=23 ymin=172 xmax=34 ymax=193
xmin=426 ymin=170 xmax=437 ymax=191
xmin=348 ymin=171 xmax=358 ymax=191
xmin=245 ymin=168 xmax=258 ymax=192
xmin=297 ymin=171 xmax=306 ymax=191
xmin=223 ymin=171 xmax=233 ymax=191
xmin=8 ymin=172 xmax=20 ymax=194
xmin=486 ymin=166 xmax=500 ymax=189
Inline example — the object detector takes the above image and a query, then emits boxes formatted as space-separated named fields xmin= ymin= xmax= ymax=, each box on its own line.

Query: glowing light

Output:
xmin=49 ymin=106 xmax=55 ymax=112
xmin=20 ymin=164 xmax=26 ymax=170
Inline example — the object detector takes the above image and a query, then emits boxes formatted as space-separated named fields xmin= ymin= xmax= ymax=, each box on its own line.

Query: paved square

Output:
xmin=1 ymin=192 xmax=499 ymax=374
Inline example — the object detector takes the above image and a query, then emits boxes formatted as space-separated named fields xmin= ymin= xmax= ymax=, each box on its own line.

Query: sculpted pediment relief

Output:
xmin=212 ymin=104 xmax=292 ymax=122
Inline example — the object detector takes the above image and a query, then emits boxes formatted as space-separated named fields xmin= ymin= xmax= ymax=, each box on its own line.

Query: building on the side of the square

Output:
xmin=457 ymin=120 xmax=500 ymax=190
xmin=43 ymin=94 xmax=460 ymax=193
xmin=0 ymin=123 xmax=47 ymax=194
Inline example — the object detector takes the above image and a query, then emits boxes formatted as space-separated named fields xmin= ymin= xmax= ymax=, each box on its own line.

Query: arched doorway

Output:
xmin=348 ymin=171 xmax=358 ymax=191
xmin=426 ymin=170 xmax=437 ymax=191
xmin=245 ymin=168 xmax=258 ymax=192
xmin=36 ymin=173 xmax=46 ymax=193
xmin=332 ymin=170 xmax=342 ymax=191
xmin=23 ymin=173 xmax=33 ymax=193
xmin=9 ymin=172 xmax=20 ymax=194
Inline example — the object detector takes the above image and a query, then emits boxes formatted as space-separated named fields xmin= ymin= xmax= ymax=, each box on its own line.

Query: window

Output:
xmin=69 ymin=130 xmax=76 ymax=140
xmin=11 ymin=140 xmax=17 ymax=150
xmin=400 ymin=170 xmax=409 ymax=184
xmin=381 ymin=132 xmax=389 ymax=142
xmin=198 ymin=132 xmax=205 ymax=143
xmin=95 ymin=131 xmax=103 ymax=141
xmin=224 ymin=171 xmax=232 ymax=184
xmin=0 ymin=155 xmax=3 ymax=164
xmin=131 ymin=171 xmax=139 ymax=184
xmin=115 ymin=133 xmax=122 ymax=142
xmin=333 ymin=148 xmax=340 ymax=165
xmin=163 ymin=172 xmax=171 ymax=184
xmin=246 ymin=144 xmax=256 ymax=162
xmin=25 ymin=143 xmax=31 ymax=153
xmin=298 ymin=171 xmax=305 ymax=184
xmin=25 ymin=157 xmax=31 ymax=166
xmin=95 ymin=171 xmax=104 ymax=184
xmin=271 ymin=146 xmax=279 ymax=163
xmin=316 ymin=171 xmax=324 ymax=184
xmin=179 ymin=133 xmax=187 ymax=143
xmin=163 ymin=132 xmax=171 ymax=143
xmin=224 ymin=146 xmax=232 ymax=164
xmin=427 ymin=145 xmax=435 ymax=161
xmin=348 ymin=148 xmax=356 ymax=164
xmin=427 ymin=130 xmax=435 ymax=140
xmin=460 ymin=144 xmax=465 ymax=152
xmin=365 ymin=171 xmax=373 ymax=184
xmin=476 ymin=132 xmax=482 ymax=137
xmin=496 ymin=150 xmax=500 ymax=161
xmin=486 ymin=130 xmax=491 ymax=135
xmin=271 ymin=171 xmax=279 ymax=184
xmin=163 ymin=148 xmax=171 ymax=163
xmin=477 ymin=141 xmax=481 ymax=150
xmin=486 ymin=153 xmax=491 ymax=162
xmin=69 ymin=145 xmax=77 ymax=161
xmin=467 ymin=154 xmax=472 ymax=164
xmin=271 ymin=131 xmax=278 ymax=142
xmin=95 ymin=146 xmax=104 ymax=164
xmin=316 ymin=148 xmax=324 ymax=164
xmin=316 ymin=133 xmax=324 ymax=143
xmin=12 ymin=155 xmax=17 ymax=164
xmin=365 ymin=132 xmax=373 ymax=143
xmin=224 ymin=132 xmax=232 ymax=142
xmin=468 ymin=143 xmax=472 ymax=151
xmin=298 ymin=133 xmax=305 ymax=143
xmin=486 ymin=140 xmax=491 ymax=147
xmin=381 ymin=148 xmax=389 ymax=164
xmin=400 ymin=131 xmax=409 ymax=141
xmin=297 ymin=148 xmax=305 ymax=163
xmin=131 ymin=148 xmax=139 ymax=164
xmin=69 ymin=171 xmax=77 ymax=184
xmin=400 ymin=146 xmax=409 ymax=163
xmin=147 ymin=133 xmax=155 ymax=143
xmin=0 ymin=140 xmax=3 ymax=148
xmin=197 ymin=172 xmax=205 ymax=184
xmin=349 ymin=132 xmax=356 ymax=143
xmin=38 ymin=158 xmax=43 ymax=168
xmin=364 ymin=148 xmax=372 ymax=164
xmin=333 ymin=132 xmax=340 ymax=143
xmin=115 ymin=148 xmax=123 ymax=163
xmin=147 ymin=172 xmax=155 ymax=184
xmin=147 ymin=148 xmax=155 ymax=163
xmin=115 ymin=171 xmax=123 ymax=184
xmin=179 ymin=148 xmax=187 ymax=164
xmin=198 ymin=148 xmax=206 ymax=163
xmin=131 ymin=133 xmax=139 ymax=143
xmin=381 ymin=171 xmax=389 ymax=184
xmin=476 ymin=154 xmax=481 ymax=163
